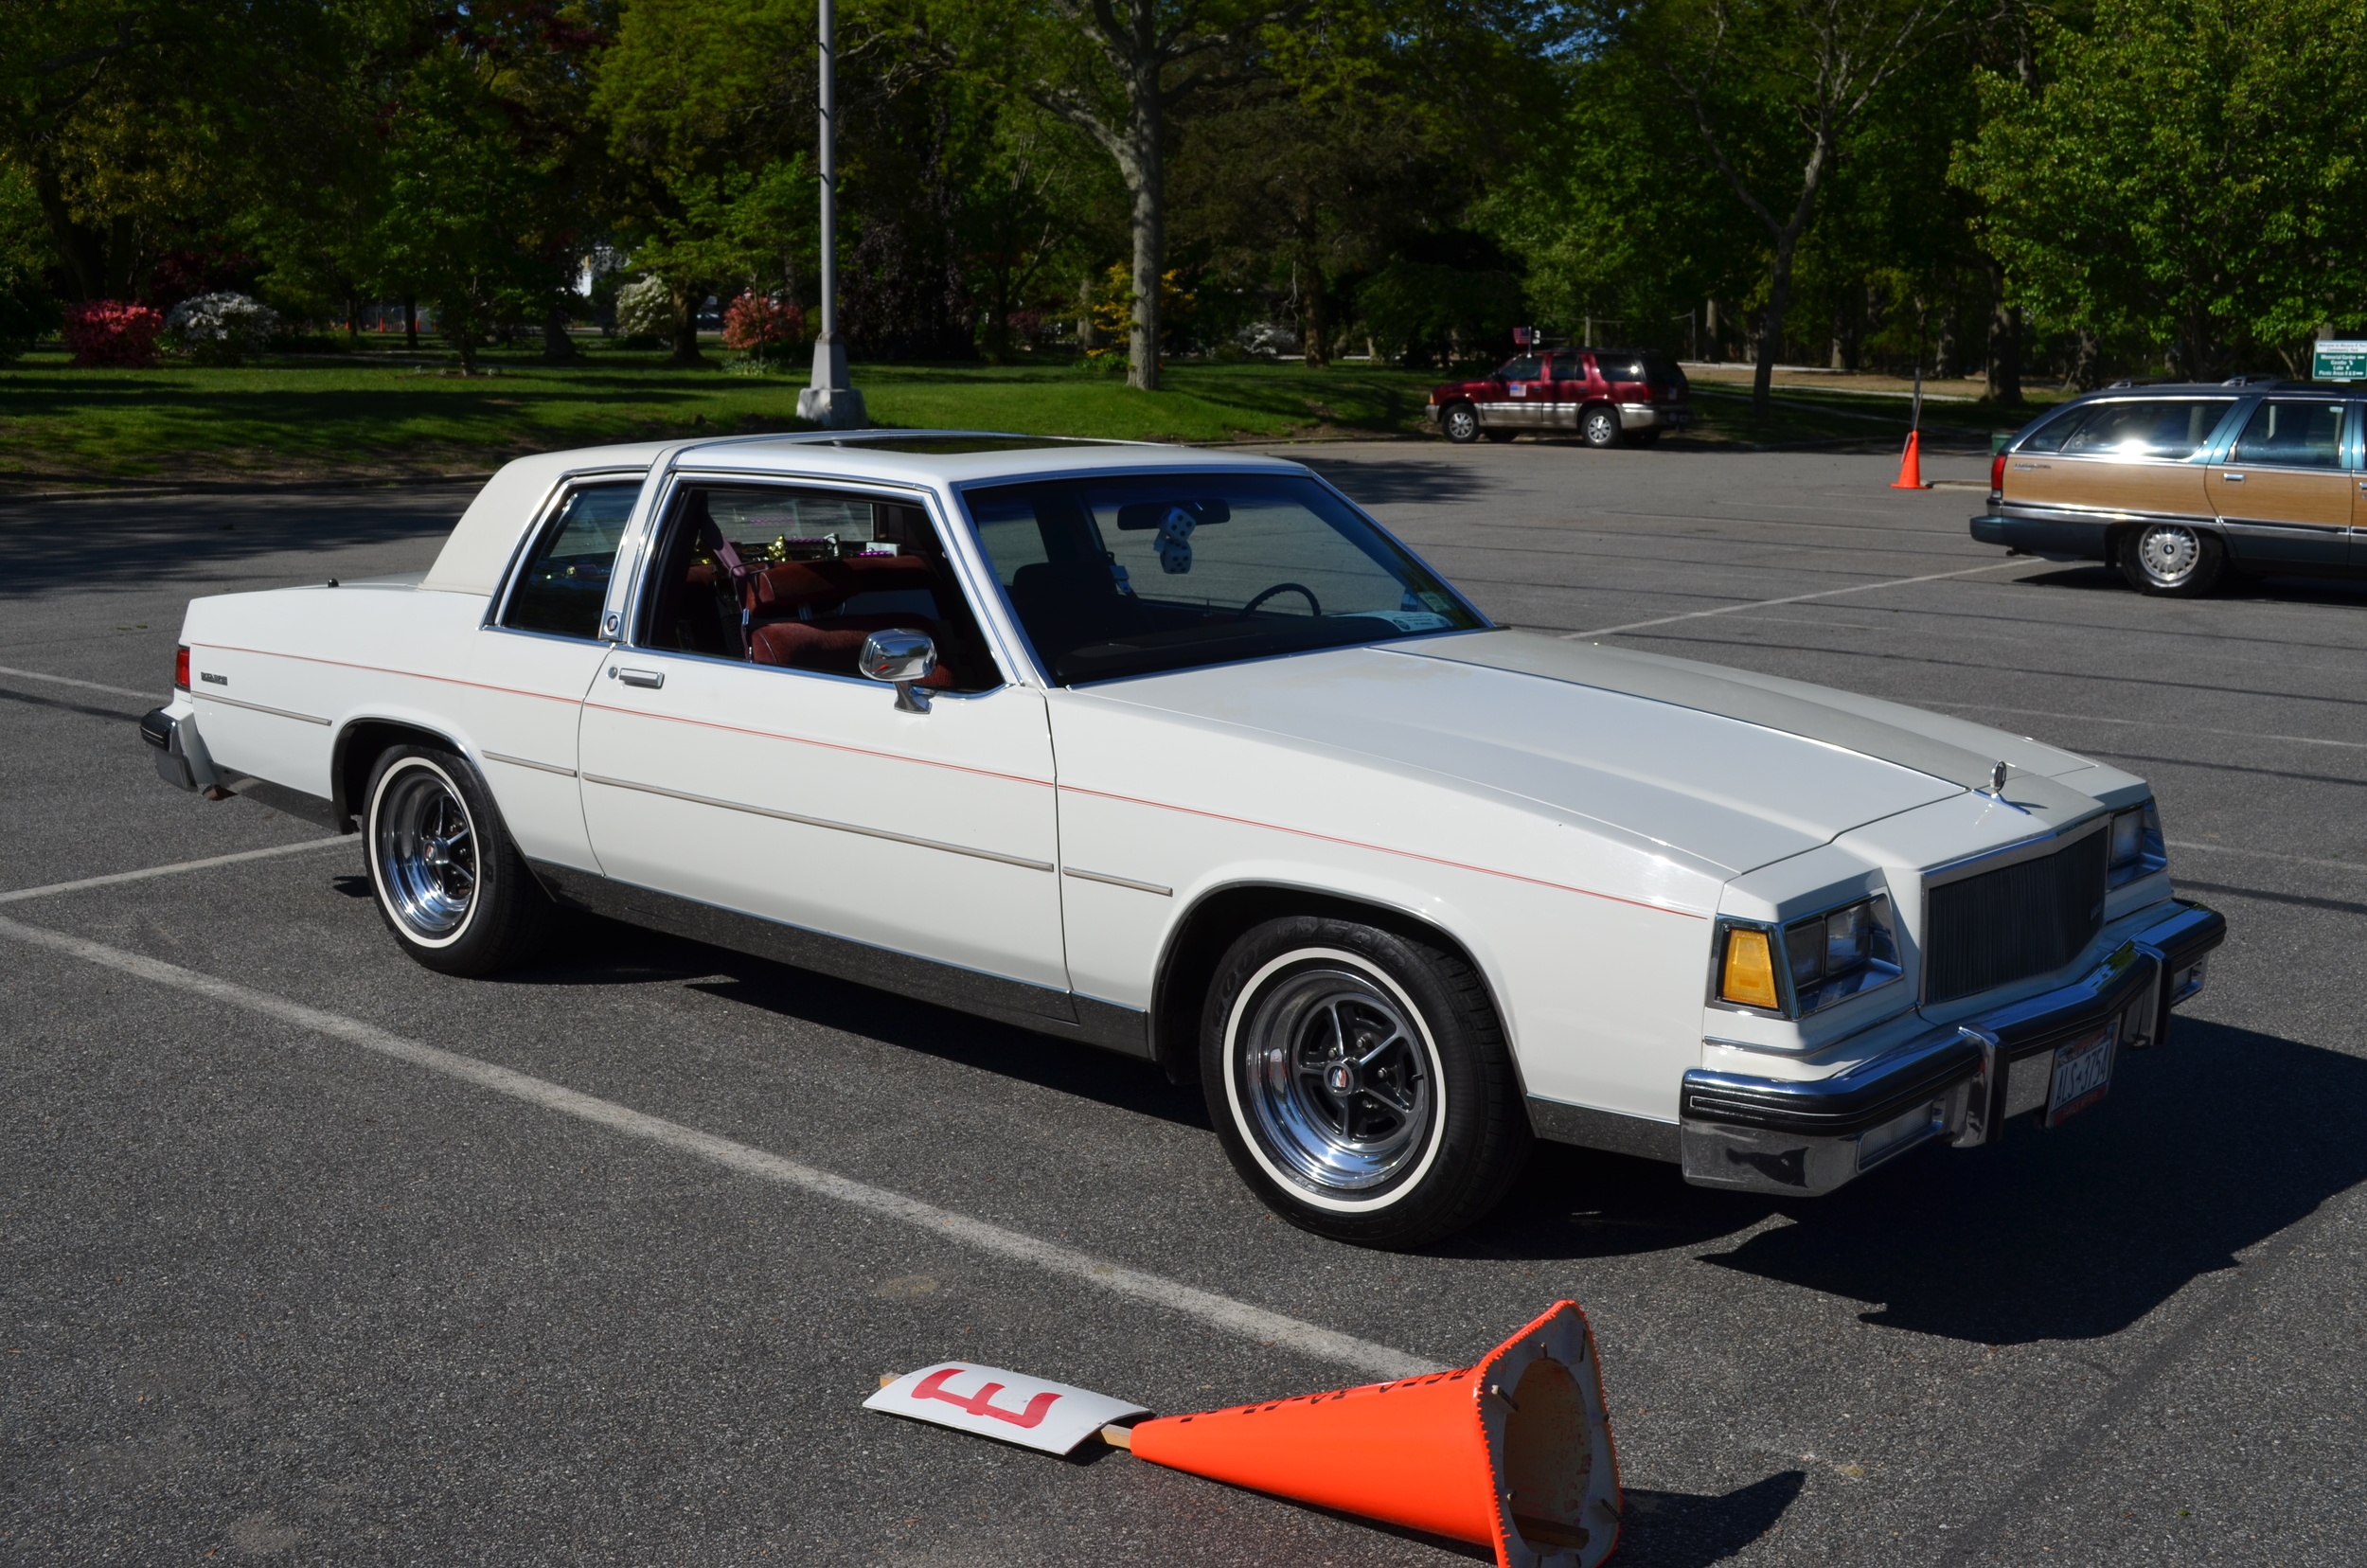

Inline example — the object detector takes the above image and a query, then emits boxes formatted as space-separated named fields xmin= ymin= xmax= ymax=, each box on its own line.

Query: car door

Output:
xmin=1542 ymin=350 xmax=1586 ymax=431
xmin=2207 ymin=395 xmax=2355 ymax=571
xmin=2004 ymin=395 xmax=2230 ymax=525
xmin=575 ymin=476 xmax=1073 ymax=1009
xmin=1493 ymin=353 xmax=1545 ymax=428
xmin=466 ymin=475 xmax=641 ymax=872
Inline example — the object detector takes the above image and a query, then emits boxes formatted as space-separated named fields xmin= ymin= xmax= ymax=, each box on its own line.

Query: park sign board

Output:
xmin=2312 ymin=340 xmax=2367 ymax=381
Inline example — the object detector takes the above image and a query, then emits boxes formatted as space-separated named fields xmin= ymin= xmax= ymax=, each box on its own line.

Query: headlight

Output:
xmin=2106 ymin=800 xmax=2167 ymax=888
xmin=1714 ymin=894 xmax=1902 ymax=1018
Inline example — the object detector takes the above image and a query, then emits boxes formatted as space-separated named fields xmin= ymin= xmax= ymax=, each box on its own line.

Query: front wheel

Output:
xmin=1440 ymin=403 xmax=1482 ymax=444
xmin=1201 ymin=917 xmax=1530 ymax=1248
xmin=2119 ymin=523 xmax=2225 ymax=597
xmin=364 ymin=745 xmax=555 ymax=976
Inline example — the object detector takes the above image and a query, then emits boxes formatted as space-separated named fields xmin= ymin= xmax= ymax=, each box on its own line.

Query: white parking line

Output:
xmin=0 ymin=911 xmax=1443 ymax=1381
xmin=0 ymin=663 xmax=157 ymax=702
xmin=2166 ymin=840 xmax=2367 ymax=875
xmin=1929 ymin=701 xmax=2367 ymax=753
xmin=0 ymin=838 xmax=351 ymax=904
xmin=1562 ymin=560 xmax=2025 ymax=640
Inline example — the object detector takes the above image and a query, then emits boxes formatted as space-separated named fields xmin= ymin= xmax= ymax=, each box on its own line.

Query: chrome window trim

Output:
xmin=948 ymin=463 xmax=1497 ymax=687
xmin=192 ymin=690 xmax=331 ymax=727
xmin=615 ymin=469 xmax=1023 ymax=693
xmin=486 ymin=469 xmax=650 ymax=633
xmin=588 ymin=638 xmax=1008 ymax=701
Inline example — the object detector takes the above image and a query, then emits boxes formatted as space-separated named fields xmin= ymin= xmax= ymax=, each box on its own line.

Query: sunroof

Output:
xmin=822 ymin=435 xmax=1121 ymax=454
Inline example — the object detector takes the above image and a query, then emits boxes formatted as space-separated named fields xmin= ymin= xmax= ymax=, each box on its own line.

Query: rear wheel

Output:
xmin=1580 ymin=405 xmax=1623 ymax=449
xmin=1440 ymin=403 xmax=1482 ymax=444
xmin=1201 ymin=916 xmax=1530 ymax=1249
xmin=2119 ymin=523 xmax=2225 ymax=597
xmin=364 ymin=745 xmax=555 ymax=976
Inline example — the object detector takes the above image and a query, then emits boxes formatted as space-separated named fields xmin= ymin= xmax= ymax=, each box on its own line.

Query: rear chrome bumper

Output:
xmin=1970 ymin=508 xmax=2113 ymax=561
xmin=1619 ymin=402 xmax=1690 ymax=431
xmin=1678 ymin=900 xmax=2225 ymax=1195
xmin=141 ymin=704 xmax=205 ymax=792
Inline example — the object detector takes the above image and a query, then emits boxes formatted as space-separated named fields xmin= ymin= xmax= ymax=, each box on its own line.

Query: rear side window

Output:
xmin=502 ymin=481 xmax=640 ymax=639
xmin=2048 ymin=399 xmax=2234 ymax=460
xmin=2231 ymin=399 xmax=2348 ymax=470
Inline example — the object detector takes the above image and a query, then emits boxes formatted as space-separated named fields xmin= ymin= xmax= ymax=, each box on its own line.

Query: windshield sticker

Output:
xmin=1371 ymin=611 xmax=1453 ymax=632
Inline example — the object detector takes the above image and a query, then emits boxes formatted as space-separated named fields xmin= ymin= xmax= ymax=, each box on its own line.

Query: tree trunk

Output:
xmin=543 ymin=302 xmax=577 ymax=364
xmin=1752 ymin=234 xmax=1798 ymax=419
xmin=2065 ymin=326 xmax=2100 ymax=391
xmin=1703 ymin=298 xmax=1721 ymax=362
xmin=1298 ymin=243 xmax=1326 ymax=367
xmin=667 ymin=286 xmax=706 ymax=366
xmin=1935 ymin=296 xmax=1960 ymax=380
xmin=1124 ymin=96 xmax=1163 ymax=392
xmin=1984 ymin=259 xmax=2022 ymax=404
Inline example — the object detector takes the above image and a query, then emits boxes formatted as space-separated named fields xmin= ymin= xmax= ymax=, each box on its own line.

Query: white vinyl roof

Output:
xmin=419 ymin=433 xmax=1312 ymax=597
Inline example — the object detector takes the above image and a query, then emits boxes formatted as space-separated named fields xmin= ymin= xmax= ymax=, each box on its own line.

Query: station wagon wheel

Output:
xmin=1580 ymin=405 xmax=1623 ymax=449
xmin=1441 ymin=402 xmax=1482 ymax=444
xmin=2119 ymin=523 xmax=2225 ymax=597
xmin=364 ymin=744 xmax=556 ymax=976
xmin=1201 ymin=916 xmax=1530 ymax=1248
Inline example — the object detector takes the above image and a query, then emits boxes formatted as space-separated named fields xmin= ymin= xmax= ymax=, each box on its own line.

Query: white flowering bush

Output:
xmin=613 ymin=276 xmax=673 ymax=343
xmin=164 ymin=292 xmax=279 ymax=366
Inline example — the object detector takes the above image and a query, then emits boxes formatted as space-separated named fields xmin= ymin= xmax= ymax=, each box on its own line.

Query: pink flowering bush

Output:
xmin=722 ymin=292 xmax=803 ymax=362
xmin=62 ymin=300 xmax=165 ymax=367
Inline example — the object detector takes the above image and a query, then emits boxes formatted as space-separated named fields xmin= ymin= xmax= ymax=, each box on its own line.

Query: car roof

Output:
xmin=420 ymin=432 xmax=1314 ymax=597
xmin=2077 ymin=378 xmax=2358 ymax=398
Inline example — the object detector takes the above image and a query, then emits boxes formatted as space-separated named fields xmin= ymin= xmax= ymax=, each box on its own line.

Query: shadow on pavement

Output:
xmin=1461 ymin=1020 xmax=2367 ymax=1345
xmin=0 ymin=490 xmax=472 ymax=597
xmin=1289 ymin=454 xmax=1497 ymax=508
xmin=1621 ymin=1470 xmax=1807 ymax=1567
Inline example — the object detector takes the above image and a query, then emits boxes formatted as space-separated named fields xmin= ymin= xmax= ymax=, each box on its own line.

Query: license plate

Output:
xmin=2044 ymin=1023 xmax=2117 ymax=1127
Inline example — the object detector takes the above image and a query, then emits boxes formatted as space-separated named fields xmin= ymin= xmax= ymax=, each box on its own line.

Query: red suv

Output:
xmin=1428 ymin=348 xmax=1692 ymax=447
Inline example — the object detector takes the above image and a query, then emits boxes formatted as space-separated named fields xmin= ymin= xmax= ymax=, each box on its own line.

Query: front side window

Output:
xmin=963 ymin=472 xmax=1486 ymax=685
xmin=1497 ymin=355 xmax=1542 ymax=383
xmin=637 ymin=484 xmax=1000 ymax=691
xmin=2231 ymin=399 xmax=2348 ymax=470
xmin=502 ymin=481 xmax=640 ymax=639
xmin=2051 ymin=398 xmax=2234 ymax=460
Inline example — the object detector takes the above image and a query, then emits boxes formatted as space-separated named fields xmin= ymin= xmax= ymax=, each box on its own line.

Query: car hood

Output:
xmin=1087 ymin=631 xmax=2107 ymax=876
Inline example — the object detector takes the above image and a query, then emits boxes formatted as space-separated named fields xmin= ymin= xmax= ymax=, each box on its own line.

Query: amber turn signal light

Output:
xmin=1720 ymin=927 xmax=1780 ymax=1009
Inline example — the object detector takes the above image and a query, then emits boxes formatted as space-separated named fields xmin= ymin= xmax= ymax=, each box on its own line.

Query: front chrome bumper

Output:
xmin=1678 ymin=900 xmax=2225 ymax=1195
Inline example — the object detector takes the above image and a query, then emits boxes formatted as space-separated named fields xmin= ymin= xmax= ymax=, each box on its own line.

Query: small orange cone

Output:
xmin=1890 ymin=429 xmax=1929 ymax=489
xmin=1118 ymin=1301 xmax=1620 ymax=1567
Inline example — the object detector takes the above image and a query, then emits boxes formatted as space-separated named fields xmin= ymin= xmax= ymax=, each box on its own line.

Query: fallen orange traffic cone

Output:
xmin=1890 ymin=429 xmax=1928 ymax=489
xmin=1112 ymin=1301 xmax=1620 ymax=1568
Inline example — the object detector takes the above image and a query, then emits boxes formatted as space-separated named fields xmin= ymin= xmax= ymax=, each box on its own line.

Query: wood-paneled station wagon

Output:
xmin=1971 ymin=378 xmax=2367 ymax=595
xmin=142 ymin=433 xmax=2224 ymax=1245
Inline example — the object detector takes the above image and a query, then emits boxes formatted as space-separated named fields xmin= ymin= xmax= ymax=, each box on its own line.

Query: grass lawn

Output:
xmin=0 ymin=336 xmax=2058 ymax=487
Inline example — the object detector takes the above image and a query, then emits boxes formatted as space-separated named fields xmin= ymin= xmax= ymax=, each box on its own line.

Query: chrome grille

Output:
xmin=1924 ymin=830 xmax=2108 ymax=1004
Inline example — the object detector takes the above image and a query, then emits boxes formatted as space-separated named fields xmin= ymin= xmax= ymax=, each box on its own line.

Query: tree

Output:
xmin=1599 ymin=0 xmax=1967 ymax=415
xmin=1958 ymin=0 xmax=2367 ymax=380
xmin=981 ymin=0 xmax=1306 ymax=389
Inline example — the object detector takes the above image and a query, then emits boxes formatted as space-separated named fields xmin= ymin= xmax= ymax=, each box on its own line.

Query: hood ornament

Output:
xmin=1986 ymin=760 xmax=2009 ymax=796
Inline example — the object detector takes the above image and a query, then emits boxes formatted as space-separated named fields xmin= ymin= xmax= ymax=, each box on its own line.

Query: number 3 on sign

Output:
xmin=863 ymin=1362 xmax=1151 ymax=1454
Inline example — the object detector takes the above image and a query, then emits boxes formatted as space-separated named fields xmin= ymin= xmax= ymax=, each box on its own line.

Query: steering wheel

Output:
xmin=1239 ymin=581 xmax=1322 ymax=619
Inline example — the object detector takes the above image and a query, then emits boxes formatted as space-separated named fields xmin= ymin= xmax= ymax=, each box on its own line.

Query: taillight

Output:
xmin=1990 ymin=451 xmax=2007 ymax=493
xmin=174 ymin=646 xmax=189 ymax=690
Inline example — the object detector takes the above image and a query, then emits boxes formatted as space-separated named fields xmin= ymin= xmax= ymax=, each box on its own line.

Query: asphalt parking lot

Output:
xmin=4 ymin=437 xmax=2361 ymax=1567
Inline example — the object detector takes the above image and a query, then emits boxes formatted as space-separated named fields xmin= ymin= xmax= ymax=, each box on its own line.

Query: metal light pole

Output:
xmin=796 ymin=0 xmax=864 ymax=429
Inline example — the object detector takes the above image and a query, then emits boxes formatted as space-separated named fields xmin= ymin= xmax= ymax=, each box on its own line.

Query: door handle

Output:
xmin=613 ymin=666 xmax=665 ymax=689
xmin=2220 ymin=472 xmax=2244 ymax=482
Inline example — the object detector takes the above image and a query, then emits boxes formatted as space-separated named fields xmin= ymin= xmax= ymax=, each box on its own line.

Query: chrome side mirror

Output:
xmin=860 ymin=629 xmax=937 ymax=713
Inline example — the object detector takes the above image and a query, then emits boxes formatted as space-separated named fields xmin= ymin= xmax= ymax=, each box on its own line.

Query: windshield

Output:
xmin=961 ymin=472 xmax=1486 ymax=685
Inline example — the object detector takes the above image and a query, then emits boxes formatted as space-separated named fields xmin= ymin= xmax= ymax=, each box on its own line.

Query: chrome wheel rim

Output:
xmin=373 ymin=766 xmax=477 ymax=940
xmin=1237 ymin=965 xmax=1434 ymax=1195
xmin=2136 ymin=526 xmax=2198 ymax=584
xmin=1445 ymin=407 xmax=1476 ymax=440
xmin=1585 ymin=410 xmax=1616 ymax=443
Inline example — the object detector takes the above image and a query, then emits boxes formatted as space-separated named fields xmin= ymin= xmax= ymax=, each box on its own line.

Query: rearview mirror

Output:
xmin=860 ymin=629 xmax=937 ymax=714
xmin=1114 ymin=498 xmax=1231 ymax=530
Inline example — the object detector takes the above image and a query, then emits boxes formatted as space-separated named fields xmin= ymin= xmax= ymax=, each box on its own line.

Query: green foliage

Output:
xmin=1958 ymin=0 xmax=2367 ymax=377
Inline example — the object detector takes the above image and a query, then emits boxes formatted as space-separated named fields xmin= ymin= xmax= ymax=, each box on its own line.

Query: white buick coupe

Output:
xmin=141 ymin=434 xmax=2223 ymax=1245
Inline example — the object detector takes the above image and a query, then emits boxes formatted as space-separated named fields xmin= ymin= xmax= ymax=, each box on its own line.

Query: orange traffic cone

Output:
xmin=1890 ymin=430 xmax=1929 ymax=489
xmin=1112 ymin=1301 xmax=1621 ymax=1568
